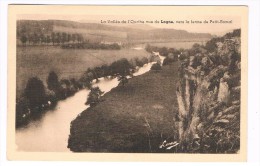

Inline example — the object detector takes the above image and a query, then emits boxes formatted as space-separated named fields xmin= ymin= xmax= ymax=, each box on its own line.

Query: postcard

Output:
xmin=7 ymin=5 xmax=248 ymax=161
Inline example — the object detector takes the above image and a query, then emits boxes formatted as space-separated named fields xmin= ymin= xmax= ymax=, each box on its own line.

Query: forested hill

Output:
xmin=17 ymin=20 xmax=212 ymax=43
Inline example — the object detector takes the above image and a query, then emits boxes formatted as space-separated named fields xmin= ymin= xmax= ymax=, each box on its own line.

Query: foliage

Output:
xmin=20 ymin=35 xmax=27 ymax=45
xmin=158 ymin=47 xmax=168 ymax=57
xmin=110 ymin=58 xmax=133 ymax=76
xmin=24 ymin=77 xmax=46 ymax=109
xmin=204 ymin=37 xmax=224 ymax=53
xmin=16 ymin=48 xmax=150 ymax=128
xmin=135 ymin=57 xmax=149 ymax=67
xmin=18 ymin=31 xmax=85 ymax=46
xmin=151 ymin=63 xmax=162 ymax=71
xmin=110 ymin=58 xmax=134 ymax=86
xmin=118 ymin=75 xmax=128 ymax=86
xmin=85 ymin=87 xmax=104 ymax=107
xmin=162 ymin=54 xmax=178 ymax=66
xmin=47 ymin=71 xmax=60 ymax=91
xmin=204 ymin=29 xmax=241 ymax=53
xmin=61 ymin=42 xmax=121 ymax=50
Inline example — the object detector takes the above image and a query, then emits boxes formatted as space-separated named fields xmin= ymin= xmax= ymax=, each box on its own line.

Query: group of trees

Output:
xmin=146 ymin=44 xmax=181 ymax=66
xmin=83 ymin=57 xmax=150 ymax=107
xmin=61 ymin=42 xmax=121 ymax=50
xmin=19 ymin=32 xmax=84 ymax=46
xmin=85 ymin=87 xmax=104 ymax=107
xmin=80 ymin=57 xmax=146 ymax=89
xmin=16 ymin=56 xmax=154 ymax=128
xmin=16 ymin=71 xmax=83 ymax=128
xmin=146 ymin=32 xmax=240 ymax=68
xmin=84 ymin=56 xmax=157 ymax=107
xmin=82 ymin=57 xmax=152 ymax=85
xmin=204 ymin=29 xmax=241 ymax=53
xmin=145 ymin=44 xmax=181 ymax=56
xmin=151 ymin=63 xmax=162 ymax=72
xmin=19 ymin=31 xmax=122 ymax=50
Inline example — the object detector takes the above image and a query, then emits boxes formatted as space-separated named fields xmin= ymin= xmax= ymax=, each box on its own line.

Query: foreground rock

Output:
xmin=176 ymin=29 xmax=241 ymax=153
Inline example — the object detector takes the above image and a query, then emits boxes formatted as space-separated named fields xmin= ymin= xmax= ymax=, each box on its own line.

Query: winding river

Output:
xmin=15 ymin=51 xmax=165 ymax=152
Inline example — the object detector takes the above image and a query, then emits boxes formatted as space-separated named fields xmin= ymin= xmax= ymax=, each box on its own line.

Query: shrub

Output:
xmin=85 ymin=87 xmax=104 ymax=107
xmin=151 ymin=63 xmax=162 ymax=72
xmin=24 ymin=77 xmax=46 ymax=109
xmin=47 ymin=71 xmax=60 ymax=91
xmin=162 ymin=56 xmax=178 ymax=66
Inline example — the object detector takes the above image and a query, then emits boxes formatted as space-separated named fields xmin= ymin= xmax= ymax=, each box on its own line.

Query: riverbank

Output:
xmin=16 ymin=46 xmax=149 ymax=97
xmin=15 ymin=56 xmax=161 ymax=151
xmin=68 ymin=62 xmax=180 ymax=152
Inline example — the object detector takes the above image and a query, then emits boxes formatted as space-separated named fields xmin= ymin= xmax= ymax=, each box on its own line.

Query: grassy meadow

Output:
xmin=68 ymin=62 xmax=180 ymax=152
xmin=16 ymin=46 xmax=149 ymax=97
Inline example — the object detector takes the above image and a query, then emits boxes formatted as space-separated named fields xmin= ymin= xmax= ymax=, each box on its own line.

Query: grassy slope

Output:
xmin=16 ymin=46 xmax=149 ymax=97
xmin=53 ymin=25 xmax=128 ymax=41
xmin=68 ymin=62 xmax=180 ymax=152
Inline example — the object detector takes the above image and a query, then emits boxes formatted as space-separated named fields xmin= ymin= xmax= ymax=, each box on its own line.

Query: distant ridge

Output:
xmin=17 ymin=20 xmax=213 ymax=43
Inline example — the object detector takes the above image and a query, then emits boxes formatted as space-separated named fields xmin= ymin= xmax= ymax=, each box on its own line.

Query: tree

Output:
xmin=56 ymin=32 xmax=61 ymax=45
xmin=145 ymin=44 xmax=152 ymax=53
xmin=85 ymin=87 xmax=104 ymax=107
xmin=20 ymin=34 xmax=27 ymax=45
xmin=32 ymin=32 xmax=39 ymax=45
xmin=79 ymin=69 xmax=94 ymax=89
xmin=62 ymin=32 xmax=67 ymax=44
xmin=100 ymin=64 xmax=111 ymax=78
xmin=158 ymin=47 xmax=168 ymax=57
xmin=47 ymin=71 xmax=60 ymax=91
xmin=60 ymin=79 xmax=72 ymax=98
xmin=46 ymin=35 xmax=51 ymax=45
xmin=67 ymin=34 xmax=71 ymax=43
xmin=93 ymin=66 xmax=104 ymax=80
xmin=72 ymin=34 xmax=76 ymax=43
xmin=111 ymin=58 xmax=133 ymax=76
xmin=51 ymin=32 xmax=56 ymax=45
xmin=163 ymin=57 xmax=174 ymax=66
xmin=118 ymin=75 xmax=128 ymax=86
xmin=205 ymin=37 xmax=224 ymax=53
xmin=151 ymin=62 xmax=162 ymax=72
xmin=86 ymin=68 xmax=99 ymax=82
xmin=39 ymin=33 xmax=45 ymax=44
xmin=140 ymin=57 xmax=149 ymax=65
xmin=188 ymin=43 xmax=205 ymax=56
xmin=24 ymin=77 xmax=46 ymax=109
xmin=27 ymin=34 xmax=34 ymax=45
xmin=77 ymin=34 xmax=84 ymax=43
xmin=110 ymin=58 xmax=133 ymax=86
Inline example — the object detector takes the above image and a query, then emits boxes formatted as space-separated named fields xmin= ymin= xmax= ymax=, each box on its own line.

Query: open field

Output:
xmin=16 ymin=46 xmax=149 ymax=97
xmin=149 ymin=41 xmax=207 ymax=49
xmin=53 ymin=25 xmax=128 ymax=42
xmin=68 ymin=62 xmax=180 ymax=152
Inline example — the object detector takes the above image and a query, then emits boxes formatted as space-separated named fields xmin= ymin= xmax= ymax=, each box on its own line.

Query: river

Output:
xmin=15 ymin=51 xmax=165 ymax=152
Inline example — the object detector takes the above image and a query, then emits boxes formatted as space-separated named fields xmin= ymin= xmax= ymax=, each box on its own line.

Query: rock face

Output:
xmin=176 ymin=33 xmax=241 ymax=153
xmin=68 ymin=29 xmax=241 ymax=153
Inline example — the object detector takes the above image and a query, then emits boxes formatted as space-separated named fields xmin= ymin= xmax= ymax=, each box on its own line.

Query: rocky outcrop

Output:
xmin=176 ymin=35 xmax=241 ymax=153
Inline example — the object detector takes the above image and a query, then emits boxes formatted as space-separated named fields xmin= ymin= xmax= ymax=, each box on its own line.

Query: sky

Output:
xmin=15 ymin=6 xmax=244 ymax=35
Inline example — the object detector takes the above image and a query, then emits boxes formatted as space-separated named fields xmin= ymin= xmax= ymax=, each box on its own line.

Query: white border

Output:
xmin=0 ymin=0 xmax=259 ymax=166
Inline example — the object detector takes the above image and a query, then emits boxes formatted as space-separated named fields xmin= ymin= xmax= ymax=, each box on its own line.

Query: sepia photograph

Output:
xmin=7 ymin=5 xmax=248 ymax=161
